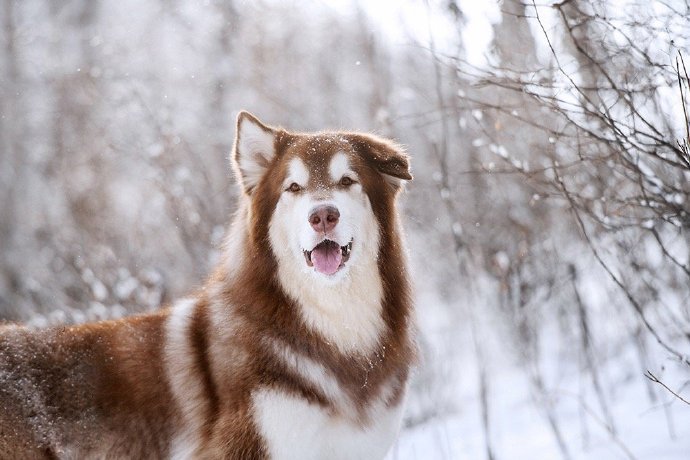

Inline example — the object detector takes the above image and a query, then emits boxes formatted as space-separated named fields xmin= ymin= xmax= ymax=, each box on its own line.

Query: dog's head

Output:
xmin=231 ymin=111 xmax=411 ymax=289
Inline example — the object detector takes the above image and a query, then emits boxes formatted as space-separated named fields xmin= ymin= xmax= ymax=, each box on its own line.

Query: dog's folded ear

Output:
xmin=345 ymin=134 xmax=412 ymax=189
xmin=232 ymin=111 xmax=278 ymax=194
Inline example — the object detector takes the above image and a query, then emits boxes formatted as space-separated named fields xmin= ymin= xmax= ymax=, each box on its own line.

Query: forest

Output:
xmin=1 ymin=0 xmax=689 ymax=458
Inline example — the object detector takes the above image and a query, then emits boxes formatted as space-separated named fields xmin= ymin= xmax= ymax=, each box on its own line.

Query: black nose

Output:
xmin=309 ymin=205 xmax=340 ymax=233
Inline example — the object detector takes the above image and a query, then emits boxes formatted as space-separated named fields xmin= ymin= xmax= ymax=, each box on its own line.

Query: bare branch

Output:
xmin=644 ymin=371 xmax=690 ymax=406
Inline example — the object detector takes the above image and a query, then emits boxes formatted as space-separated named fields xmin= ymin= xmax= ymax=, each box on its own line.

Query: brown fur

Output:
xmin=0 ymin=112 xmax=415 ymax=459
xmin=0 ymin=313 xmax=174 ymax=458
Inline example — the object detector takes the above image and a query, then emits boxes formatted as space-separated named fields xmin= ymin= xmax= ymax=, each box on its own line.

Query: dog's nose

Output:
xmin=309 ymin=205 xmax=340 ymax=233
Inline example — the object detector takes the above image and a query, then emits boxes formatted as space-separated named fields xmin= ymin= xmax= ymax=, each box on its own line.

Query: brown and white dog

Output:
xmin=0 ymin=112 xmax=416 ymax=459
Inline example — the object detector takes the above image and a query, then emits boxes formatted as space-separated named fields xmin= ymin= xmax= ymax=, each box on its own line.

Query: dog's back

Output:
xmin=0 ymin=315 xmax=173 ymax=458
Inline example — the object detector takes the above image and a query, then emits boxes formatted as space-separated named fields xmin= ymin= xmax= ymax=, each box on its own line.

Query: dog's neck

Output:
xmin=274 ymin=242 xmax=386 ymax=356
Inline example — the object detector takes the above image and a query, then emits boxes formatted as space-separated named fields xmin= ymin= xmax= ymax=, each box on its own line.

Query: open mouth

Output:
xmin=303 ymin=240 xmax=353 ymax=275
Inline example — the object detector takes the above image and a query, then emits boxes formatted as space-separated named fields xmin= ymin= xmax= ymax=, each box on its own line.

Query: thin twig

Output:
xmin=553 ymin=164 xmax=689 ymax=365
xmin=644 ymin=371 xmax=690 ymax=406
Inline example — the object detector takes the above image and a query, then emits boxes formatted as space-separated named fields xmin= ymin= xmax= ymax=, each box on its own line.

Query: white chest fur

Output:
xmin=252 ymin=387 xmax=405 ymax=460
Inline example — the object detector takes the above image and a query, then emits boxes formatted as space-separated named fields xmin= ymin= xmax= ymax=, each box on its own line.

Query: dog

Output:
xmin=0 ymin=111 xmax=416 ymax=459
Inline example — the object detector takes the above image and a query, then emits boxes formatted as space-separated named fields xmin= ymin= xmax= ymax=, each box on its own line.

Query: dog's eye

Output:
xmin=287 ymin=183 xmax=302 ymax=193
xmin=340 ymin=176 xmax=355 ymax=187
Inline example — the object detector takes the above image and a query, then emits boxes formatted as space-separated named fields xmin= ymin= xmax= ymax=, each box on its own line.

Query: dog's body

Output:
xmin=0 ymin=112 xmax=415 ymax=459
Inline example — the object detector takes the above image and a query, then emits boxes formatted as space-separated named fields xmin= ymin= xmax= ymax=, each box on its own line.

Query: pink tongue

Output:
xmin=311 ymin=242 xmax=343 ymax=275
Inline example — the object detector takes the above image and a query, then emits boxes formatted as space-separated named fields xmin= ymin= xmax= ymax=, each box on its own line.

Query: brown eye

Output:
xmin=340 ymin=176 xmax=354 ymax=186
xmin=287 ymin=183 xmax=302 ymax=193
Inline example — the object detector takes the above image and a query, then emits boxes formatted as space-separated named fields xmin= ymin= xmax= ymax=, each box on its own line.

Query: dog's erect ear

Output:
xmin=346 ymin=134 xmax=412 ymax=188
xmin=232 ymin=111 xmax=278 ymax=194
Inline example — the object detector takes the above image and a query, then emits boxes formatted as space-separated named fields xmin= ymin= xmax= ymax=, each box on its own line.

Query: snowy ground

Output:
xmin=391 ymin=365 xmax=690 ymax=460
xmin=387 ymin=289 xmax=690 ymax=460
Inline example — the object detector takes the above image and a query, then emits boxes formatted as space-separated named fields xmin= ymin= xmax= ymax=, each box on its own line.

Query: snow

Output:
xmin=391 ymin=238 xmax=690 ymax=460
xmin=392 ymin=388 xmax=690 ymax=459
xmin=389 ymin=291 xmax=690 ymax=460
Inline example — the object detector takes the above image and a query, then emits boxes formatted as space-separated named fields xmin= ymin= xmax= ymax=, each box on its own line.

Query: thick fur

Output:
xmin=0 ymin=111 xmax=415 ymax=459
